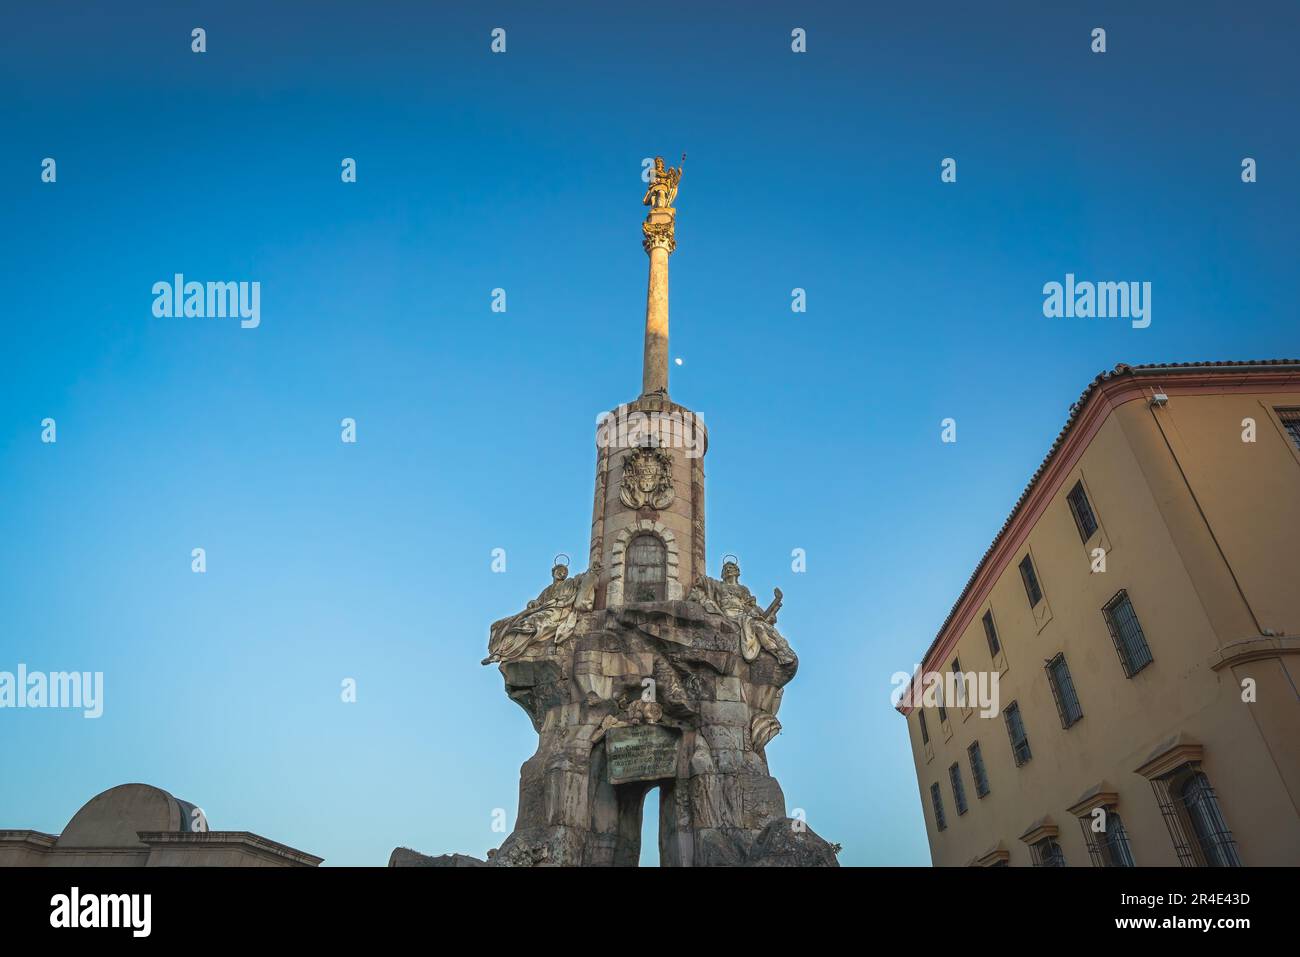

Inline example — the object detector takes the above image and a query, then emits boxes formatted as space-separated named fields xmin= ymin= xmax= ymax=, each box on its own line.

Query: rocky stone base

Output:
xmin=388 ymin=847 xmax=487 ymax=867
xmin=447 ymin=596 xmax=841 ymax=866
xmin=745 ymin=819 xmax=841 ymax=867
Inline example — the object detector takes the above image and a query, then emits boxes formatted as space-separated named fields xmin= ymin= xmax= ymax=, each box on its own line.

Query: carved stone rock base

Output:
xmin=470 ymin=600 xmax=835 ymax=867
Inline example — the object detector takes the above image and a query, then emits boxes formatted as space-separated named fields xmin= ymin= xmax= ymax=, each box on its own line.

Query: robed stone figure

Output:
xmin=689 ymin=560 xmax=796 ymax=666
xmin=483 ymin=562 xmax=600 ymax=665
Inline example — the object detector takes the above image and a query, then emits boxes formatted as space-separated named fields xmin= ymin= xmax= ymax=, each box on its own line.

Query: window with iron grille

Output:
xmin=1278 ymin=407 xmax=1300 ymax=451
xmin=952 ymin=657 xmax=966 ymax=708
xmin=1150 ymin=765 xmax=1241 ymax=867
xmin=1078 ymin=807 xmax=1136 ymax=867
xmin=1031 ymin=836 xmax=1066 ymax=867
xmin=982 ymin=610 xmax=1001 ymax=657
xmin=1044 ymin=653 xmax=1084 ymax=728
xmin=1003 ymin=701 xmax=1031 ymax=766
xmin=1018 ymin=554 xmax=1043 ymax=607
xmin=918 ymin=709 xmax=929 ymax=745
xmin=1066 ymin=480 xmax=1099 ymax=542
xmin=1102 ymin=590 xmax=1154 ymax=677
xmin=930 ymin=782 xmax=946 ymax=831
xmin=626 ymin=534 xmax=666 ymax=601
xmin=949 ymin=762 xmax=968 ymax=815
xmin=968 ymin=741 xmax=990 ymax=797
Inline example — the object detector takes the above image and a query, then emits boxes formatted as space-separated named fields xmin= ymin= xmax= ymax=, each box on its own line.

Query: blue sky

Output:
xmin=1 ymin=1 xmax=1296 ymax=866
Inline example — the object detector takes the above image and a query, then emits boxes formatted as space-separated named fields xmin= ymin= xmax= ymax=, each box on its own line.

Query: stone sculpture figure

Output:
xmin=642 ymin=155 xmax=684 ymax=209
xmin=688 ymin=559 xmax=797 ymax=665
xmin=482 ymin=560 xmax=600 ymax=665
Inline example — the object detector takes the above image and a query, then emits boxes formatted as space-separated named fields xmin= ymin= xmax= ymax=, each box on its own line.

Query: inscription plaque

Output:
xmin=606 ymin=724 xmax=680 ymax=785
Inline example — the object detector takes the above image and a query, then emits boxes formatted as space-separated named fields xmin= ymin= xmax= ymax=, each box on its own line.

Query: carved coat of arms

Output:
xmin=619 ymin=446 xmax=674 ymax=510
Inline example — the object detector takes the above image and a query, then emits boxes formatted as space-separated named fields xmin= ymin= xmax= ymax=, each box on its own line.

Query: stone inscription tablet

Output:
xmin=606 ymin=724 xmax=680 ymax=785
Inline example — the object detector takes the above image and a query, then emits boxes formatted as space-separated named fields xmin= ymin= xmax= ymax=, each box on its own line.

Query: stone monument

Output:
xmin=414 ymin=157 xmax=838 ymax=867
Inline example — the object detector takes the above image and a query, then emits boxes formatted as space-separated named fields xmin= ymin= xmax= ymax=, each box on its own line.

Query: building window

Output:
xmin=1031 ymin=837 xmax=1066 ymax=867
xmin=968 ymin=741 xmax=990 ymax=798
xmin=1003 ymin=701 xmax=1031 ymax=766
xmin=952 ymin=657 xmax=966 ymax=708
xmin=949 ymin=763 xmax=968 ymax=816
xmin=1079 ymin=808 xmax=1135 ymax=867
xmin=625 ymin=534 xmax=666 ymax=601
xmin=1151 ymin=765 xmax=1241 ymax=867
xmin=1066 ymin=480 xmax=1099 ymax=541
xmin=1278 ymin=407 xmax=1300 ymax=451
xmin=1102 ymin=590 xmax=1154 ymax=677
xmin=918 ymin=709 xmax=929 ymax=746
xmin=982 ymin=610 xmax=1001 ymax=657
xmin=1044 ymin=653 xmax=1084 ymax=728
xmin=930 ymin=782 xmax=947 ymax=832
xmin=1018 ymin=554 xmax=1043 ymax=607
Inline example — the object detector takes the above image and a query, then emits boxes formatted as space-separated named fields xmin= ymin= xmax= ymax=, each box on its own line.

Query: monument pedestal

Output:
xmin=484 ymin=600 xmax=837 ymax=867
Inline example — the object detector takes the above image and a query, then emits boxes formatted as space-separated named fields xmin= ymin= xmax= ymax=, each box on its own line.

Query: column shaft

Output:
xmin=642 ymin=244 xmax=670 ymax=395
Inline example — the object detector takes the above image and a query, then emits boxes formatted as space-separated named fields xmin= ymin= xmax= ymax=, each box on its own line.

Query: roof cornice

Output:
xmin=898 ymin=360 xmax=1300 ymax=714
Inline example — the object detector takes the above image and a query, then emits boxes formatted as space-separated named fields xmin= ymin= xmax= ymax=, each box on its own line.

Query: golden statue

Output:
xmin=642 ymin=154 xmax=684 ymax=209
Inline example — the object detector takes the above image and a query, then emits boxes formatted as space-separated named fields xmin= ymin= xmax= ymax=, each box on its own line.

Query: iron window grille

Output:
xmin=949 ymin=762 xmax=968 ymax=816
xmin=1019 ymin=554 xmax=1043 ymax=607
xmin=1150 ymin=764 xmax=1241 ymax=867
xmin=1031 ymin=837 xmax=1066 ymax=867
xmin=968 ymin=741 xmax=990 ymax=798
xmin=626 ymin=533 xmax=667 ymax=602
xmin=1003 ymin=701 xmax=1032 ymax=766
xmin=982 ymin=610 xmax=1001 ymax=657
xmin=1066 ymin=480 xmax=1099 ymax=542
xmin=1044 ymin=653 xmax=1084 ymax=728
xmin=1078 ymin=807 xmax=1136 ymax=867
xmin=930 ymin=782 xmax=947 ymax=832
xmin=1278 ymin=407 xmax=1300 ymax=451
xmin=1102 ymin=590 xmax=1154 ymax=677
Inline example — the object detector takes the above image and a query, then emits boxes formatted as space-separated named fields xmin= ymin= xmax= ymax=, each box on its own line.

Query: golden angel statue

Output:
xmin=642 ymin=154 xmax=684 ymax=209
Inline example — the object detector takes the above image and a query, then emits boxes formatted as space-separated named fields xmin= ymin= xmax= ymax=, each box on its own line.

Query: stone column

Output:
xmin=641 ymin=208 xmax=675 ymax=397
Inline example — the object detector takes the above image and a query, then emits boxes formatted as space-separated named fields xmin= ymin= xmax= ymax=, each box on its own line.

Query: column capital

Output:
xmin=642 ymin=217 xmax=676 ymax=255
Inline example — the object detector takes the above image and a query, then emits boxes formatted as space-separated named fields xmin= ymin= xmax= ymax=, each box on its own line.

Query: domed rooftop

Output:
xmin=56 ymin=783 xmax=201 ymax=848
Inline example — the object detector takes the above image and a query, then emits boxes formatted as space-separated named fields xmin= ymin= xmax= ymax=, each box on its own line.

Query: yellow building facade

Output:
xmin=899 ymin=361 xmax=1300 ymax=867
